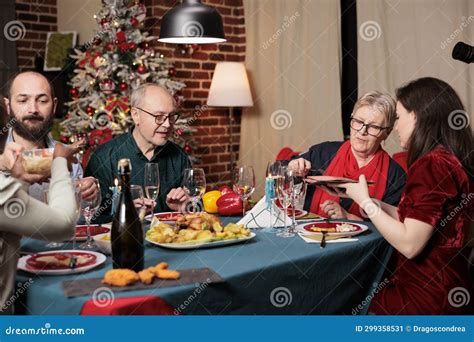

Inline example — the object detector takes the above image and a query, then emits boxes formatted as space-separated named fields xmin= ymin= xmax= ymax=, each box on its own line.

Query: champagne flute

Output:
xmin=72 ymin=180 xmax=82 ymax=250
xmin=266 ymin=161 xmax=282 ymax=230
xmin=276 ymin=167 xmax=295 ymax=238
xmin=232 ymin=166 xmax=256 ymax=217
xmin=79 ymin=180 xmax=102 ymax=249
xmin=131 ymin=184 xmax=146 ymax=221
xmin=290 ymin=169 xmax=307 ymax=231
xmin=144 ymin=163 xmax=160 ymax=217
xmin=182 ymin=168 xmax=206 ymax=213
xmin=44 ymin=183 xmax=65 ymax=249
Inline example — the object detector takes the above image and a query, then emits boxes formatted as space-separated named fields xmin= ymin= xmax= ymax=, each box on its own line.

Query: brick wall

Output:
xmin=15 ymin=0 xmax=57 ymax=69
xmin=144 ymin=0 xmax=246 ymax=187
xmin=14 ymin=0 xmax=246 ymax=189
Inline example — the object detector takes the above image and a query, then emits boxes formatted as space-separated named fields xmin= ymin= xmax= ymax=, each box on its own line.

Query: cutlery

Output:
xmin=320 ymin=231 xmax=327 ymax=248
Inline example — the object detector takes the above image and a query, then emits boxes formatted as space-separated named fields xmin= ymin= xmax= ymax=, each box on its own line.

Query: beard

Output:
xmin=10 ymin=110 xmax=54 ymax=143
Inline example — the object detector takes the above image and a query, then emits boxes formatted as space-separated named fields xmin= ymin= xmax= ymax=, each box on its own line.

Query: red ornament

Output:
xmin=119 ymin=82 xmax=128 ymax=91
xmin=129 ymin=42 xmax=137 ymax=51
xmin=137 ymin=64 xmax=147 ymax=74
xmin=60 ymin=136 xmax=70 ymax=144
xmin=168 ymin=67 xmax=176 ymax=77
xmin=184 ymin=144 xmax=192 ymax=153
xmin=106 ymin=42 xmax=114 ymax=51
xmin=99 ymin=79 xmax=115 ymax=94
xmin=86 ymin=106 xmax=94 ymax=115
xmin=114 ymin=39 xmax=120 ymax=45
xmin=93 ymin=37 xmax=102 ymax=46
xmin=141 ymin=42 xmax=149 ymax=49
xmin=130 ymin=17 xmax=139 ymax=27
xmin=116 ymin=31 xmax=126 ymax=42
xmin=119 ymin=42 xmax=129 ymax=52
xmin=69 ymin=88 xmax=79 ymax=98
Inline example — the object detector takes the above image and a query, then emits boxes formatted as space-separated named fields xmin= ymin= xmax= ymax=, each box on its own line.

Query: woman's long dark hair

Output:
xmin=396 ymin=77 xmax=473 ymax=176
xmin=0 ymin=97 xmax=6 ymax=154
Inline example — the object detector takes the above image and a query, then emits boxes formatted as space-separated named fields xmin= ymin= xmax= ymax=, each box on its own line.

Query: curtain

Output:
xmin=242 ymin=0 xmax=343 ymax=197
xmin=357 ymin=0 xmax=474 ymax=155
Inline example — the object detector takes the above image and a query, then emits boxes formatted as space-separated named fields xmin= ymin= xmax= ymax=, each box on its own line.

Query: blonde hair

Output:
xmin=353 ymin=91 xmax=396 ymax=128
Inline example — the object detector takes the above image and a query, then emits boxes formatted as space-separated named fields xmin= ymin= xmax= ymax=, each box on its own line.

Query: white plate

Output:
xmin=17 ymin=250 xmax=106 ymax=275
xmin=146 ymin=232 xmax=256 ymax=250
xmin=296 ymin=221 xmax=369 ymax=238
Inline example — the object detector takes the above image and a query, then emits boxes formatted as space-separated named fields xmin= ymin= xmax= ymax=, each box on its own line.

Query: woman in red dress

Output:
xmin=325 ymin=77 xmax=473 ymax=314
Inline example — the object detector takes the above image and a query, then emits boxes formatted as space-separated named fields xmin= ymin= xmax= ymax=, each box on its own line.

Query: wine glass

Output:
xmin=275 ymin=167 xmax=295 ymax=238
xmin=79 ymin=180 xmax=102 ymax=249
xmin=131 ymin=184 xmax=146 ymax=221
xmin=232 ymin=166 xmax=256 ymax=217
xmin=144 ymin=163 xmax=160 ymax=218
xmin=182 ymin=168 xmax=206 ymax=213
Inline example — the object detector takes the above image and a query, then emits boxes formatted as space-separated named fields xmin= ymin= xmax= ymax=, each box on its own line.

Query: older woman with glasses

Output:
xmin=289 ymin=91 xmax=406 ymax=220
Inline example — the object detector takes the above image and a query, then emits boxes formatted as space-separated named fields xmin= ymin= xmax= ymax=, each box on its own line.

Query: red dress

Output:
xmin=370 ymin=147 xmax=473 ymax=314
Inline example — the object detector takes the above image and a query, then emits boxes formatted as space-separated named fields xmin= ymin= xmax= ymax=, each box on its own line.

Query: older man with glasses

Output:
xmin=288 ymin=91 xmax=406 ymax=221
xmin=84 ymin=84 xmax=190 ymax=222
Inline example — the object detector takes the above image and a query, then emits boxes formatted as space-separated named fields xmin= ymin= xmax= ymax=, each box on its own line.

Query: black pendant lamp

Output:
xmin=159 ymin=0 xmax=226 ymax=44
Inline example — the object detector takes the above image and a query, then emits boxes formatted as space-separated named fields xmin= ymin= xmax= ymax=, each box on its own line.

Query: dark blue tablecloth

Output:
xmin=16 ymin=218 xmax=392 ymax=315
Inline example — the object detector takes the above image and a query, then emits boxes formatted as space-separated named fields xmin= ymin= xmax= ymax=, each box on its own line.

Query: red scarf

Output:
xmin=309 ymin=141 xmax=390 ymax=217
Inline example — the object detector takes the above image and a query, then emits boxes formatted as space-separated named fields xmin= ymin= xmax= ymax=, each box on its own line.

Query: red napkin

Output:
xmin=80 ymin=296 xmax=177 ymax=315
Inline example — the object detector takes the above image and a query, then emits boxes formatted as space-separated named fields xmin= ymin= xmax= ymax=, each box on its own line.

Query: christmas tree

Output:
xmin=60 ymin=0 xmax=197 ymax=166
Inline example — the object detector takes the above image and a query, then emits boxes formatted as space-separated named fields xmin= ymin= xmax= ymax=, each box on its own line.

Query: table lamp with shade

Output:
xmin=207 ymin=62 xmax=254 ymax=174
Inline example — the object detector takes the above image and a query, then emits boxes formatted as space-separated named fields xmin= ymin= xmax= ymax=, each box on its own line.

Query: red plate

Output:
xmin=303 ymin=221 xmax=362 ymax=233
xmin=75 ymin=225 xmax=110 ymax=238
xmin=26 ymin=252 xmax=97 ymax=270
xmin=153 ymin=212 xmax=183 ymax=221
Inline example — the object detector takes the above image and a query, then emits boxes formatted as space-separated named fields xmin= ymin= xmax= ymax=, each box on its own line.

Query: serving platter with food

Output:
xmin=146 ymin=212 xmax=255 ymax=249
xmin=17 ymin=250 xmax=106 ymax=275
xmin=297 ymin=221 xmax=368 ymax=237
xmin=144 ymin=211 xmax=182 ymax=223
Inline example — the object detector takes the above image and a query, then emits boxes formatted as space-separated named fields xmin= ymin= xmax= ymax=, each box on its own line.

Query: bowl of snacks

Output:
xmin=21 ymin=148 xmax=54 ymax=177
xmin=93 ymin=233 xmax=111 ymax=254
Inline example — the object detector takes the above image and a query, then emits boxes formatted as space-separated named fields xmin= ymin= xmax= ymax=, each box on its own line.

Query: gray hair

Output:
xmin=353 ymin=91 xmax=396 ymax=128
xmin=130 ymin=83 xmax=175 ymax=108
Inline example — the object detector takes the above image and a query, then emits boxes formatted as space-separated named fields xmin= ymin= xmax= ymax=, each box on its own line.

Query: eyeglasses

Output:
xmin=350 ymin=116 xmax=390 ymax=137
xmin=135 ymin=107 xmax=181 ymax=125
